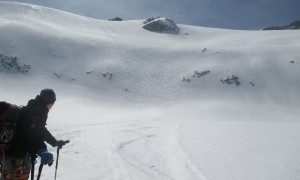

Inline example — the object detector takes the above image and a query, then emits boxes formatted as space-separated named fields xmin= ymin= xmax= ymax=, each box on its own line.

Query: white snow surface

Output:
xmin=1 ymin=2 xmax=300 ymax=180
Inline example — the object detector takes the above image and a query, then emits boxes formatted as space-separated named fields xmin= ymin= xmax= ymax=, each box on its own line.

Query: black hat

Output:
xmin=40 ymin=89 xmax=56 ymax=105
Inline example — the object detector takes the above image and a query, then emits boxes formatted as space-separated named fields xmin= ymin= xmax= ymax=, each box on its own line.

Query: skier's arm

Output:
xmin=40 ymin=125 xmax=57 ymax=147
xmin=27 ymin=116 xmax=57 ymax=152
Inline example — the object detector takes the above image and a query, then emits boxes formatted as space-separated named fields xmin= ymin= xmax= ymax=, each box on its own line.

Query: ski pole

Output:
xmin=37 ymin=163 xmax=43 ymax=180
xmin=54 ymin=146 xmax=59 ymax=180
xmin=54 ymin=140 xmax=69 ymax=180
xmin=30 ymin=154 xmax=37 ymax=180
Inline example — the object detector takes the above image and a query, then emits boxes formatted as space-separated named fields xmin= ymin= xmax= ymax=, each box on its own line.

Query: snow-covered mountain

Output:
xmin=1 ymin=2 xmax=300 ymax=180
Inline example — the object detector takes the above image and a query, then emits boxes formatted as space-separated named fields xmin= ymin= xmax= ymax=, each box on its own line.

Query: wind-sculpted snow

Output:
xmin=1 ymin=2 xmax=300 ymax=180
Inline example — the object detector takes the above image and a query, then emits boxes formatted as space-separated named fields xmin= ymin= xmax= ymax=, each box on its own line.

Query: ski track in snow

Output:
xmin=42 ymin=117 xmax=208 ymax=180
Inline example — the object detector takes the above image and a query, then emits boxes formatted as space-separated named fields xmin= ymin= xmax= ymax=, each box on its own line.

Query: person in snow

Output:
xmin=4 ymin=89 xmax=67 ymax=179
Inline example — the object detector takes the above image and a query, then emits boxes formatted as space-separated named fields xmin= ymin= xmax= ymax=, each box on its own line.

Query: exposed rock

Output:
xmin=221 ymin=75 xmax=241 ymax=86
xmin=86 ymin=70 xmax=94 ymax=74
xmin=54 ymin=72 xmax=62 ymax=78
xmin=290 ymin=61 xmax=295 ymax=64
xmin=263 ymin=19 xmax=300 ymax=30
xmin=192 ymin=70 xmax=210 ymax=78
xmin=0 ymin=54 xmax=30 ymax=74
xmin=108 ymin=17 xmax=123 ymax=21
xmin=263 ymin=26 xmax=284 ymax=30
xmin=143 ymin=17 xmax=156 ymax=24
xmin=143 ymin=17 xmax=179 ymax=34
xmin=182 ymin=70 xmax=210 ymax=83
xmin=249 ymin=82 xmax=255 ymax=86
xmin=103 ymin=72 xmax=113 ymax=80
xmin=182 ymin=77 xmax=191 ymax=83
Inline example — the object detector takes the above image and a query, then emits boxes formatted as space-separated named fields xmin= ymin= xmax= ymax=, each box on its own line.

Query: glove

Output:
xmin=38 ymin=149 xmax=53 ymax=166
xmin=56 ymin=140 xmax=69 ymax=149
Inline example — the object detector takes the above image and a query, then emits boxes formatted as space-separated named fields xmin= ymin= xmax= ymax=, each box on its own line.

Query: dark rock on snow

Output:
xmin=221 ymin=75 xmax=241 ymax=86
xmin=143 ymin=17 xmax=179 ymax=34
xmin=192 ymin=70 xmax=210 ymax=78
xmin=0 ymin=54 xmax=30 ymax=74
xmin=182 ymin=77 xmax=191 ymax=83
xmin=249 ymin=82 xmax=255 ymax=86
xmin=263 ymin=19 xmax=300 ymax=30
xmin=108 ymin=17 xmax=123 ymax=21
xmin=103 ymin=72 xmax=113 ymax=80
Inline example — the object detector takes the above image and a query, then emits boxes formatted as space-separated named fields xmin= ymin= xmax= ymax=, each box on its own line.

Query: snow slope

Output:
xmin=1 ymin=2 xmax=300 ymax=180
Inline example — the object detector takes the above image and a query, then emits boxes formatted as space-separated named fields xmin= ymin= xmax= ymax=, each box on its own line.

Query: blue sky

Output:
xmin=3 ymin=0 xmax=300 ymax=29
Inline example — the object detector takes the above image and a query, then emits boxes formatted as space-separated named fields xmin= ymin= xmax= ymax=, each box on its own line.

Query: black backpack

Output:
xmin=0 ymin=102 xmax=22 ymax=145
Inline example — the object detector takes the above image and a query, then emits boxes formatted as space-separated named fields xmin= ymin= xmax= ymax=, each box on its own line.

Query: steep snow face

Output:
xmin=1 ymin=2 xmax=300 ymax=180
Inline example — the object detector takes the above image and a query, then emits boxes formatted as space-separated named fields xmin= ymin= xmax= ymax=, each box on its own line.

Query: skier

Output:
xmin=3 ymin=89 xmax=68 ymax=180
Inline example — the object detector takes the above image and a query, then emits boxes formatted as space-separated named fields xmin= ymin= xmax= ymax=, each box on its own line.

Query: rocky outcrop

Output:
xmin=221 ymin=75 xmax=241 ymax=86
xmin=263 ymin=19 xmax=300 ymax=30
xmin=108 ymin=17 xmax=123 ymax=21
xmin=0 ymin=54 xmax=30 ymax=74
xmin=143 ymin=17 xmax=179 ymax=34
xmin=182 ymin=70 xmax=210 ymax=83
